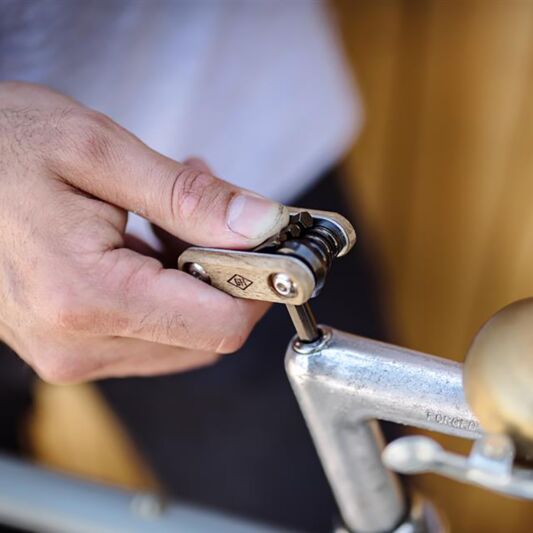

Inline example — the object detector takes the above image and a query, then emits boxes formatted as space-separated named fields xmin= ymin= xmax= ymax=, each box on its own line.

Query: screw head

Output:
xmin=270 ymin=273 xmax=298 ymax=298
xmin=186 ymin=262 xmax=211 ymax=284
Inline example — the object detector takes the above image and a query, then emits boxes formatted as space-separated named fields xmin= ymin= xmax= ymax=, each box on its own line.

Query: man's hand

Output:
xmin=0 ymin=81 xmax=289 ymax=382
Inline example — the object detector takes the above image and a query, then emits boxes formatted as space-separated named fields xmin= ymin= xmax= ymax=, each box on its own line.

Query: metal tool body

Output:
xmin=179 ymin=208 xmax=355 ymax=342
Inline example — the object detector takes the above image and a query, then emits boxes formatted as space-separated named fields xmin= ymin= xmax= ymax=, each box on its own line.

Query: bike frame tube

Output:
xmin=0 ymin=454 xmax=286 ymax=533
xmin=285 ymin=328 xmax=481 ymax=533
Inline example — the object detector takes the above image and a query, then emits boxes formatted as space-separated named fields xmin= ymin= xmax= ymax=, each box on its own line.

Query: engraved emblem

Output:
xmin=227 ymin=274 xmax=253 ymax=291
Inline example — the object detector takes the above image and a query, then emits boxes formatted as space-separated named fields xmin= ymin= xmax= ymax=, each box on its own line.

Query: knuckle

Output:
xmin=75 ymin=111 xmax=117 ymax=164
xmin=58 ymin=109 xmax=120 ymax=171
xmin=170 ymin=166 xmax=224 ymax=221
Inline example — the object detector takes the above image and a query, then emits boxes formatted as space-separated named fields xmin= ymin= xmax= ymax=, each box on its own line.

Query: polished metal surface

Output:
xmin=286 ymin=303 xmax=320 ymax=342
xmin=286 ymin=328 xmax=479 ymax=533
xmin=384 ymin=433 xmax=533 ymax=499
xmin=464 ymin=297 xmax=533 ymax=457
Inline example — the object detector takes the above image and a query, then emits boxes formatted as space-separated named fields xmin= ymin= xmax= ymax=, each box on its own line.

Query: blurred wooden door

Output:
xmin=334 ymin=1 xmax=533 ymax=531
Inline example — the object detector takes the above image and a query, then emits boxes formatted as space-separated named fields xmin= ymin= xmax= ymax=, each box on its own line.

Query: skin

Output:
xmin=0 ymin=81 xmax=289 ymax=383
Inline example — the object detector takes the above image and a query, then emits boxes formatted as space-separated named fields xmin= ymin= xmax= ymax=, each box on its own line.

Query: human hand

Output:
xmin=0 ymin=82 xmax=288 ymax=382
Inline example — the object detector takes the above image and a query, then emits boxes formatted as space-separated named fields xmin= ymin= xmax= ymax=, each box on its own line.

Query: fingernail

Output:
xmin=227 ymin=193 xmax=289 ymax=241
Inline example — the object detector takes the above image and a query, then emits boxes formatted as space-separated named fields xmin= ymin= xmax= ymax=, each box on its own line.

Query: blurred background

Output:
xmin=5 ymin=0 xmax=533 ymax=531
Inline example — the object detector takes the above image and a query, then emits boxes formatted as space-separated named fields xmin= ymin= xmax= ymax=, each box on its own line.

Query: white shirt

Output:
xmin=1 ymin=0 xmax=361 ymax=243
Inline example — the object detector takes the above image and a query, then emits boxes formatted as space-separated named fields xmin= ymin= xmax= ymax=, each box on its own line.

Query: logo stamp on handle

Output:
xmin=227 ymin=274 xmax=253 ymax=291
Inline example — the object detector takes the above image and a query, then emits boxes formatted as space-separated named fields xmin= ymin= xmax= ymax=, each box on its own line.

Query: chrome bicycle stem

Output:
xmin=286 ymin=328 xmax=477 ymax=532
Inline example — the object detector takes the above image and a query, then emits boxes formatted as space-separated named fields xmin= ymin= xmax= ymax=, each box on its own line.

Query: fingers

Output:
xmin=108 ymin=250 xmax=269 ymax=352
xmin=1 ymin=84 xmax=275 ymax=385
xmin=51 ymin=112 xmax=289 ymax=248
xmin=46 ymin=247 xmax=269 ymax=353
xmin=21 ymin=247 xmax=270 ymax=383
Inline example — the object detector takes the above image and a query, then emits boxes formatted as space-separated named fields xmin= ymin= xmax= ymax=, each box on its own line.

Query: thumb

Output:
xmin=54 ymin=113 xmax=289 ymax=248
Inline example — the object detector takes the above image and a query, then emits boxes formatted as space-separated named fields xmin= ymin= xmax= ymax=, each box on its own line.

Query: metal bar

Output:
xmin=0 ymin=454 xmax=287 ymax=533
xmin=286 ymin=303 xmax=320 ymax=342
xmin=285 ymin=328 xmax=480 ymax=533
